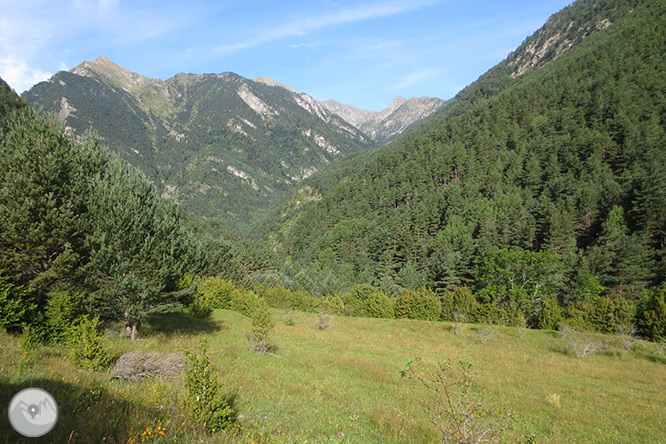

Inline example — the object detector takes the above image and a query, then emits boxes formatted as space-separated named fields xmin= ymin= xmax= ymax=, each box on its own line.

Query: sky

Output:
xmin=1 ymin=0 xmax=573 ymax=111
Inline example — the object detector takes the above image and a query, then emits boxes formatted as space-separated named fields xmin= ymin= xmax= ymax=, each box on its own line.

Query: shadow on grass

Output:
xmin=0 ymin=376 xmax=172 ymax=444
xmin=643 ymin=352 xmax=666 ymax=365
xmin=142 ymin=312 xmax=224 ymax=339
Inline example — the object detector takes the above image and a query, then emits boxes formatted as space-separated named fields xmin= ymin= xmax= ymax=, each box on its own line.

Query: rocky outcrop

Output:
xmin=321 ymin=96 xmax=446 ymax=144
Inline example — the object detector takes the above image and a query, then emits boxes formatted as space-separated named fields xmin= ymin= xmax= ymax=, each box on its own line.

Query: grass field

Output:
xmin=1 ymin=309 xmax=665 ymax=443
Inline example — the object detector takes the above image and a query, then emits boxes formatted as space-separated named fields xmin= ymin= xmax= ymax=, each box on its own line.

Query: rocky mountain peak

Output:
xmin=72 ymin=56 xmax=159 ymax=93
xmin=253 ymin=76 xmax=297 ymax=93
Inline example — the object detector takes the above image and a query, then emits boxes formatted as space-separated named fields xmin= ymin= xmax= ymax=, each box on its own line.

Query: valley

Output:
xmin=1 ymin=0 xmax=666 ymax=442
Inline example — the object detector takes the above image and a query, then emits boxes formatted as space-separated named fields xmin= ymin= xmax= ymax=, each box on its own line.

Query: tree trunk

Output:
xmin=124 ymin=311 xmax=131 ymax=335
xmin=130 ymin=323 xmax=138 ymax=342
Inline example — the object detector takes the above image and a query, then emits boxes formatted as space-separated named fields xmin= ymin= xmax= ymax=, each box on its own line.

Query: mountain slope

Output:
xmin=268 ymin=0 xmax=665 ymax=300
xmin=0 ymin=77 xmax=28 ymax=130
xmin=24 ymin=59 xmax=443 ymax=227
xmin=321 ymin=96 xmax=446 ymax=144
xmin=23 ymin=60 xmax=365 ymax=227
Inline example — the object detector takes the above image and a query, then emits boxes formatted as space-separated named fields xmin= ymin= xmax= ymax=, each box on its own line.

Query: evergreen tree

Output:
xmin=639 ymin=285 xmax=666 ymax=342
xmin=0 ymin=110 xmax=105 ymax=294
xmin=84 ymin=159 xmax=204 ymax=341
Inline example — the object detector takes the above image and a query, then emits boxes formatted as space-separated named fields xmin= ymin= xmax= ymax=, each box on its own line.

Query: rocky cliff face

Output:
xmin=321 ymin=96 xmax=446 ymax=144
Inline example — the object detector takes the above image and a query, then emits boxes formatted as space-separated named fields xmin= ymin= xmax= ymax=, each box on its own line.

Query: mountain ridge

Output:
xmin=24 ymin=57 xmax=443 ymax=227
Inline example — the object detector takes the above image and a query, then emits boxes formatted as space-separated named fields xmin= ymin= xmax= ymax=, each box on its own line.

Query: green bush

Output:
xmin=473 ymin=303 xmax=502 ymax=325
xmin=0 ymin=275 xmax=37 ymax=333
xmin=183 ymin=339 xmax=237 ymax=433
xmin=316 ymin=294 xmax=345 ymax=315
xmin=231 ymin=288 xmax=261 ymax=317
xmin=341 ymin=284 xmax=394 ymax=318
xmin=411 ymin=286 xmax=441 ymax=320
xmin=198 ymin=276 xmax=237 ymax=310
xmin=45 ymin=291 xmax=85 ymax=343
xmin=564 ymin=301 xmax=596 ymax=331
xmin=342 ymin=284 xmax=375 ymax=316
xmin=256 ymin=284 xmax=313 ymax=311
xmin=394 ymin=289 xmax=414 ymax=319
xmin=534 ymin=296 xmax=562 ymax=330
xmin=395 ymin=286 xmax=440 ymax=320
xmin=441 ymin=286 xmax=479 ymax=322
xmin=641 ymin=285 xmax=666 ymax=342
xmin=364 ymin=289 xmax=395 ymax=319
xmin=499 ymin=296 xmax=527 ymax=327
xmin=67 ymin=315 xmax=111 ymax=371
xmin=247 ymin=299 xmax=276 ymax=353
xmin=591 ymin=296 xmax=636 ymax=333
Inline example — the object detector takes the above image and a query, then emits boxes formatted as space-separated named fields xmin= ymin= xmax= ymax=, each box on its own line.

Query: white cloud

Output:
xmin=0 ymin=55 xmax=52 ymax=93
xmin=392 ymin=69 xmax=440 ymax=90
xmin=213 ymin=0 xmax=438 ymax=56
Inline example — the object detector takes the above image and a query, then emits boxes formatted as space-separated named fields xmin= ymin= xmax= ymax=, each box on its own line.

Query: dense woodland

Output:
xmin=1 ymin=0 xmax=666 ymax=350
xmin=260 ymin=0 xmax=666 ymax=336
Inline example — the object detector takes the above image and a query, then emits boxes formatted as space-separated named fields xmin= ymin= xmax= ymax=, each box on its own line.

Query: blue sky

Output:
xmin=1 ymin=0 xmax=572 ymax=111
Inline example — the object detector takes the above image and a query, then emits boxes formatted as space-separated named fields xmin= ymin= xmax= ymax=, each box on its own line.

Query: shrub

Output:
xmin=475 ymin=324 xmax=497 ymax=343
xmin=188 ymin=290 xmax=214 ymax=319
xmin=394 ymin=289 xmax=414 ymax=319
xmin=591 ymin=296 xmax=636 ymax=333
xmin=183 ymin=339 xmax=237 ymax=433
xmin=473 ymin=303 xmax=502 ymax=325
xmin=561 ymin=330 xmax=604 ymax=359
xmin=534 ymin=296 xmax=562 ymax=330
xmin=401 ymin=358 xmax=514 ymax=443
xmin=318 ymin=294 xmax=345 ymax=315
xmin=67 ymin=315 xmax=111 ymax=371
xmin=396 ymin=286 xmax=441 ymax=321
xmin=564 ymin=301 xmax=596 ymax=331
xmin=45 ymin=291 xmax=85 ymax=343
xmin=255 ymin=284 xmax=311 ymax=310
xmin=247 ymin=299 xmax=276 ymax=353
xmin=231 ymin=288 xmax=261 ymax=317
xmin=0 ymin=275 xmax=37 ymax=333
xmin=197 ymin=276 xmax=236 ymax=310
xmin=616 ymin=324 xmax=638 ymax=351
xmin=441 ymin=286 xmax=478 ymax=322
xmin=342 ymin=284 xmax=374 ymax=316
xmin=364 ymin=289 xmax=395 ymax=319
xmin=641 ymin=285 xmax=666 ymax=342
xmin=499 ymin=296 xmax=527 ymax=327
xmin=19 ymin=324 xmax=41 ymax=369
xmin=282 ymin=309 xmax=295 ymax=326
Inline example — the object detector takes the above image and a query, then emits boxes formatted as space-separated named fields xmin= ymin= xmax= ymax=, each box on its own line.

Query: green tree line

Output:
xmin=0 ymin=100 xmax=204 ymax=341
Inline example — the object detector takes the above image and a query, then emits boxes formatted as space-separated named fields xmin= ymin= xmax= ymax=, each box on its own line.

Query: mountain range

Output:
xmin=23 ymin=58 xmax=444 ymax=226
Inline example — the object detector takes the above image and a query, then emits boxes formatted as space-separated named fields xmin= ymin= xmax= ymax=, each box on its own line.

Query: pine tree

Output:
xmin=84 ymin=159 xmax=204 ymax=341
xmin=0 ymin=110 xmax=105 ymax=294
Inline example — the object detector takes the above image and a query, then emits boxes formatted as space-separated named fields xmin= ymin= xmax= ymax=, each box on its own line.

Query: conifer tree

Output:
xmin=84 ymin=159 xmax=204 ymax=341
xmin=0 ymin=110 xmax=105 ymax=295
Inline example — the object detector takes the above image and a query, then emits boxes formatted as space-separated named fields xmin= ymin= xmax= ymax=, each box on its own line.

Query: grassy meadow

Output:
xmin=1 ymin=309 xmax=665 ymax=443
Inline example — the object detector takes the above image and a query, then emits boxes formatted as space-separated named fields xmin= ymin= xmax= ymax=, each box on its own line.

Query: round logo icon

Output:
xmin=8 ymin=388 xmax=58 ymax=437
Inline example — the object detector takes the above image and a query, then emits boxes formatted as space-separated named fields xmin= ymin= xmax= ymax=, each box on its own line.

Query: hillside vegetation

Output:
xmin=23 ymin=59 xmax=443 ymax=228
xmin=262 ymin=0 xmax=666 ymax=336
xmin=2 ymin=0 xmax=666 ymax=442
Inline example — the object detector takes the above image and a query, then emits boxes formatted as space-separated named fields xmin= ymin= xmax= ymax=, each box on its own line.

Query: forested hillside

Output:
xmin=23 ymin=59 xmax=443 ymax=228
xmin=0 ymin=88 xmax=206 ymax=341
xmin=264 ymin=0 xmax=666 ymax=331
